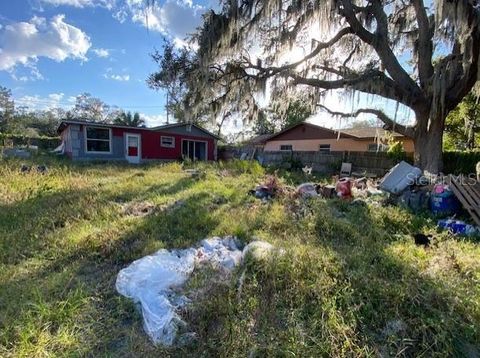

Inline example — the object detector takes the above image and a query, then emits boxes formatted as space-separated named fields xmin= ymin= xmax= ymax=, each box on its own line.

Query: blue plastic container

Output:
xmin=438 ymin=219 xmax=477 ymax=235
xmin=430 ymin=191 xmax=460 ymax=216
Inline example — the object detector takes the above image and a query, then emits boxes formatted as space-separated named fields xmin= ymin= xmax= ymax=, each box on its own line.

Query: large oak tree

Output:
xmin=182 ymin=0 xmax=480 ymax=173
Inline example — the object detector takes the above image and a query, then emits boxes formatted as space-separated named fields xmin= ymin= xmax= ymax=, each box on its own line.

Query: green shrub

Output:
xmin=387 ymin=140 xmax=407 ymax=162
xmin=0 ymin=133 xmax=60 ymax=150
xmin=443 ymin=151 xmax=480 ymax=174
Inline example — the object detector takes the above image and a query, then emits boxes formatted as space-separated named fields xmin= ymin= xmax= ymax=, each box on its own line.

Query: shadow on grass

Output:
xmin=310 ymin=200 xmax=479 ymax=356
xmin=0 ymin=184 xmax=226 ymax=356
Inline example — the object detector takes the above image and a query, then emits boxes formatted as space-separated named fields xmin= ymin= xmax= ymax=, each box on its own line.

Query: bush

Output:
xmin=0 ymin=133 xmax=60 ymax=150
xmin=443 ymin=151 xmax=480 ymax=175
xmin=387 ymin=140 xmax=407 ymax=162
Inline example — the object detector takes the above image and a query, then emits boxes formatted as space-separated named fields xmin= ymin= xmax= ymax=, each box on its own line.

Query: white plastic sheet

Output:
xmin=116 ymin=236 xmax=247 ymax=345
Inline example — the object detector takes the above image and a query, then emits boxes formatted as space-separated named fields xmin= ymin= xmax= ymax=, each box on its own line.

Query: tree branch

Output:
xmin=316 ymin=103 xmax=415 ymax=138
xmin=339 ymin=0 xmax=424 ymax=102
xmin=243 ymin=27 xmax=354 ymax=77
xmin=412 ymin=0 xmax=434 ymax=88
xmin=289 ymin=70 xmax=416 ymax=108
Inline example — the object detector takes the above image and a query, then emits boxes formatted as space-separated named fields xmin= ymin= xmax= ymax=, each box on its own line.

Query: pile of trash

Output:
xmin=116 ymin=237 xmax=276 ymax=346
xmin=248 ymin=161 xmax=480 ymax=236
xmin=249 ymin=175 xmax=285 ymax=200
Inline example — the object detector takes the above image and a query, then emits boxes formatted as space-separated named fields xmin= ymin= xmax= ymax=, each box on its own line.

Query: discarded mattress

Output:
xmin=379 ymin=161 xmax=422 ymax=194
xmin=116 ymin=237 xmax=272 ymax=345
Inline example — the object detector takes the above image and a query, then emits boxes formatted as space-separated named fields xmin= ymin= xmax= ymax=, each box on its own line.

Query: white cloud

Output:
xmin=103 ymin=72 xmax=130 ymax=81
xmin=16 ymin=92 xmax=66 ymax=110
xmin=128 ymin=0 xmax=204 ymax=47
xmin=40 ymin=0 xmax=115 ymax=9
xmin=92 ymin=48 xmax=110 ymax=58
xmin=0 ymin=15 xmax=91 ymax=71
xmin=142 ymin=113 xmax=168 ymax=127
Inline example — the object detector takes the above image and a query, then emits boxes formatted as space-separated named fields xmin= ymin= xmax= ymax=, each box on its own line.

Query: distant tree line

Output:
xmin=0 ymin=86 xmax=145 ymax=138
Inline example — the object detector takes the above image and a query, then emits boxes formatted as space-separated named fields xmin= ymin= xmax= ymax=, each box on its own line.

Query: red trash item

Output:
xmin=336 ymin=178 xmax=352 ymax=198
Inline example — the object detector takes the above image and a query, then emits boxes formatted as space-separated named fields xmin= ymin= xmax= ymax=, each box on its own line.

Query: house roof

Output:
xmin=264 ymin=122 xmax=406 ymax=142
xmin=150 ymin=122 xmax=221 ymax=140
xmin=266 ymin=122 xmax=358 ymax=142
xmin=245 ymin=133 xmax=274 ymax=145
xmin=57 ymin=119 xmax=149 ymax=133
xmin=338 ymin=127 xmax=405 ymax=139
xmin=57 ymin=119 xmax=221 ymax=139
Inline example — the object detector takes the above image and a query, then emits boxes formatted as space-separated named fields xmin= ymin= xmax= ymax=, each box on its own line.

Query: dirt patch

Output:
xmin=122 ymin=201 xmax=156 ymax=217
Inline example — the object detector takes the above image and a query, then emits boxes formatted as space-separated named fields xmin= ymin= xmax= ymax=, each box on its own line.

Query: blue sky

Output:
xmin=0 ymin=0 xmax=209 ymax=126
xmin=0 ymin=0 xmax=416 ymax=133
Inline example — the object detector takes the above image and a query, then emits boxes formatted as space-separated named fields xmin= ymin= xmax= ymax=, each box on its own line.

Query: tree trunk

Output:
xmin=413 ymin=112 xmax=445 ymax=175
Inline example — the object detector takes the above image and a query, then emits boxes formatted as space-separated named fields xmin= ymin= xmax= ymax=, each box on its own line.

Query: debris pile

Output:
xmin=116 ymin=237 xmax=276 ymax=346
xmin=247 ymin=161 xmax=479 ymax=235
xmin=249 ymin=175 xmax=284 ymax=200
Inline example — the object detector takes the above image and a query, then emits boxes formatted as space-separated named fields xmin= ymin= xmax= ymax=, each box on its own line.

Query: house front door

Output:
xmin=125 ymin=133 xmax=141 ymax=164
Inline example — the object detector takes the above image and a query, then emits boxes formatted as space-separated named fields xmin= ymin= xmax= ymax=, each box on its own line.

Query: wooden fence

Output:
xmin=258 ymin=150 xmax=403 ymax=175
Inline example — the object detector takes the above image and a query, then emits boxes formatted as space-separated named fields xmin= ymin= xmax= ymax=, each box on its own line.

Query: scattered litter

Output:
xmin=399 ymin=188 xmax=430 ymax=213
xmin=413 ymin=233 xmax=433 ymax=247
xmin=430 ymin=184 xmax=459 ymax=216
xmin=296 ymin=183 xmax=318 ymax=198
xmin=366 ymin=188 xmax=383 ymax=197
xmin=302 ymin=165 xmax=313 ymax=175
xmin=20 ymin=164 xmax=30 ymax=173
xmin=250 ymin=185 xmax=274 ymax=199
xmin=354 ymin=177 xmax=367 ymax=190
xmin=250 ymin=175 xmax=282 ymax=200
xmin=36 ymin=165 xmax=48 ymax=174
xmin=116 ymin=237 xmax=275 ymax=346
xmin=19 ymin=164 xmax=48 ymax=174
xmin=183 ymin=169 xmax=205 ymax=179
xmin=319 ymin=185 xmax=336 ymax=198
xmin=242 ymin=240 xmax=275 ymax=261
xmin=437 ymin=219 xmax=478 ymax=236
xmin=379 ymin=161 xmax=422 ymax=194
xmin=336 ymin=177 xmax=352 ymax=199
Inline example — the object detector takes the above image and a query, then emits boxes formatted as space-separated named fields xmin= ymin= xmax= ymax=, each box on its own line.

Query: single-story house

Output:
xmin=57 ymin=120 xmax=220 ymax=163
xmin=263 ymin=122 xmax=414 ymax=153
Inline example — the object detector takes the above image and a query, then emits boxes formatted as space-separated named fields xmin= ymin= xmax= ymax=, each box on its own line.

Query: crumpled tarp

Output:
xmin=116 ymin=237 xmax=271 ymax=345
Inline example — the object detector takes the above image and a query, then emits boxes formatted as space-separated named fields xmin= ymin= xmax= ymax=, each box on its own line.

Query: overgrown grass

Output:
xmin=0 ymin=157 xmax=479 ymax=357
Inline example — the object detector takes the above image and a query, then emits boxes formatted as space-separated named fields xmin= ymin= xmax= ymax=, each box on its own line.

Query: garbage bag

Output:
xmin=116 ymin=237 xmax=244 ymax=345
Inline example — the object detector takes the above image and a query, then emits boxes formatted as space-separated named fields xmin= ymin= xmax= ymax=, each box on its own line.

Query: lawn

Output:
xmin=0 ymin=157 xmax=479 ymax=357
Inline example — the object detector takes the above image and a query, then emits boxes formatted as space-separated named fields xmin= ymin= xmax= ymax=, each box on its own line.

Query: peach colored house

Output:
xmin=263 ymin=122 xmax=414 ymax=153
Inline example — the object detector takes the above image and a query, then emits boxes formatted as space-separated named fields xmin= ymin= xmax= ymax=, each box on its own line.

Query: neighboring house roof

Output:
xmin=245 ymin=133 xmax=274 ymax=145
xmin=339 ymin=127 xmax=405 ymax=139
xmin=57 ymin=120 xmax=221 ymax=139
xmin=264 ymin=122 xmax=407 ymax=142
xmin=266 ymin=122 xmax=358 ymax=142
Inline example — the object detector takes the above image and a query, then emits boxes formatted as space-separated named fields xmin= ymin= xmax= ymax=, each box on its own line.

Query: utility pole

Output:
xmin=166 ymin=91 xmax=169 ymax=125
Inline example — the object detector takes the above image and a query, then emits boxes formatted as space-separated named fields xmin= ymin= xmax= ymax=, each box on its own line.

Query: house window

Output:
xmin=319 ymin=144 xmax=331 ymax=153
xmin=85 ymin=126 xmax=111 ymax=153
xmin=161 ymin=136 xmax=175 ymax=148
xmin=368 ymin=143 xmax=389 ymax=152
xmin=280 ymin=145 xmax=293 ymax=151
